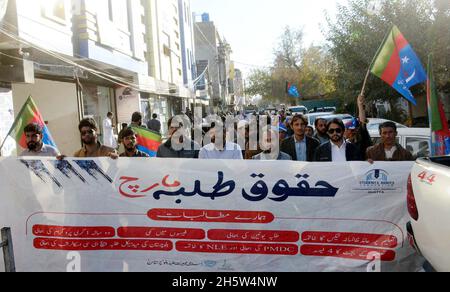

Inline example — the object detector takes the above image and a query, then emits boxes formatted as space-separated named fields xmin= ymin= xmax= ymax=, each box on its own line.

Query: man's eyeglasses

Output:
xmin=328 ymin=128 xmax=343 ymax=134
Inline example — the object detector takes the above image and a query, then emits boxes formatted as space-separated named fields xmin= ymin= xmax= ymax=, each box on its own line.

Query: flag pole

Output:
xmin=0 ymin=134 xmax=8 ymax=153
xmin=359 ymin=26 xmax=393 ymax=97
xmin=359 ymin=69 xmax=371 ymax=97
xmin=0 ymin=95 xmax=33 ymax=152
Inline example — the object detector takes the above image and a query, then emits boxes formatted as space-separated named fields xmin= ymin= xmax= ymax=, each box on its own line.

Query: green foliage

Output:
xmin=326 ymin=0 xmax=449 ymax=103
xmin=245 ymin=69 xmax=273 ymax=98
xmin=247 ymin=0 xmax=450 ymax=109
xmin=247 ymin=27 xmax=337 ymax=105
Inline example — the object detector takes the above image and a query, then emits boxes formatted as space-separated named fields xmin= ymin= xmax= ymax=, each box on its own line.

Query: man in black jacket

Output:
xmin=157 ymin=116 xmax=200 ymax=158
xmin=314 ymin=118 xmax=362 ymax=162
xmin=281 ymin=115 xmax=320 ymax=162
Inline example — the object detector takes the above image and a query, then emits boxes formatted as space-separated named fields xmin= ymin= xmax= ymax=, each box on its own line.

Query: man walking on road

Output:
xmin=147 ymin=114 xmax=161 ymax=134
xmin=103 ymin=112 xmax=117 ymax=149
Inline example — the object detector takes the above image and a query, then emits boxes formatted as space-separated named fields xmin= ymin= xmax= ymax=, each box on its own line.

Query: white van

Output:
xmin=288 ymin=106 xmax=308 ymax=115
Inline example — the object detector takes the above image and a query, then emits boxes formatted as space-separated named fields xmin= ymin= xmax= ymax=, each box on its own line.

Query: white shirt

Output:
xmin=199 ymin=142 xmax=243 ymax=160
xmin=103 ymin=117 xmax=117 ymax=148
xmin=385 ymin=146 xmax=397 ymax=160
xmin=331 ymin=141 xmax=347 ymax=162
xmin=20 ymin=144 xmax=60 ymax=157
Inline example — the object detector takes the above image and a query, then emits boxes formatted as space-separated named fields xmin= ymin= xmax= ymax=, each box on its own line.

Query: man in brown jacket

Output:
xmin=74 ymin=118 xmax=118 ymax=158
xmin=367 ymin=121 xmax=414 ymax=162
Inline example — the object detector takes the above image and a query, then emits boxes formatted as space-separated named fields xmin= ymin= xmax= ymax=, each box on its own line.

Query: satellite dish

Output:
xmin=0 ymin=0 xmax=8 ymax=22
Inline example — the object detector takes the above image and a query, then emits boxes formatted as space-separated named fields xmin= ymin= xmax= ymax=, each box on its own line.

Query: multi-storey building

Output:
xmin=0 ymin=0 xmax=80 ymax=155
xmin=194 ymin=13 xmax=233 ymax=112
xmin=0 ymin=0 xmax=202 ymax=155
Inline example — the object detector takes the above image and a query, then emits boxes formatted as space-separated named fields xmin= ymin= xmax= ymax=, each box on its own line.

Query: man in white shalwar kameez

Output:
xmin=103 ymin=112 xmax=117 ymax=148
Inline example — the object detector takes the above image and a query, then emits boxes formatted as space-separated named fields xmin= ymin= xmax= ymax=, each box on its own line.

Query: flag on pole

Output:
xmin=131 ymin=127 xmax=162 ymax=157
xmin=427 ymin=56 xmax=450 ymax=156
xmin=370 ymin=25 xmax=427 ymax=105
xmin=0 ymin=96 xmax=58 ymax=152
xmin=286 ymin=82 xmax=301 ymax=98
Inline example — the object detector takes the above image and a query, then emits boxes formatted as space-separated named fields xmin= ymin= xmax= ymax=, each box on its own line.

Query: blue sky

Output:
xmin=191 ymin=0 xmax=346 ymax=76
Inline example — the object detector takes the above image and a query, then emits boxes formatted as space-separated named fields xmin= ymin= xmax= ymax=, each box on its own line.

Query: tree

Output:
xmin=274 ymin=26 xmax=304 ymax=72
xmin=298 ymin=45 xmax=337 ymax=98
xmin=245 ymin=68 xmax=273 ymax=99
xmin=326 ymin=0 xmax=449 ymax=105
xmin=246 ymin=26 xmax=337 ymax=105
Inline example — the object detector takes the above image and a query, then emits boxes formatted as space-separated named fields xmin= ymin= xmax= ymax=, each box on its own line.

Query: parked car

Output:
xmin=288 ymin=106 xmax=308 ymax=115
xmin=321 ymin=114 xmax=354 ymax=123
xmin=304 ymin=112 xmax=337 ymax=129
xmin=265 ymin=106 xmax=277 ymax=113
xmin=408 ymin=156 xmax=450 ymax=272
xmin=308 ymin=107 xmax=337 ymax=114
xmin=367 ymin=118 xmax=408 ymax=131
xmin=368 ymin=128 xmax=431 ymax=158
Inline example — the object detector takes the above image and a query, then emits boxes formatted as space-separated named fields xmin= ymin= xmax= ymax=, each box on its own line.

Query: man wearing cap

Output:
xmin=345 ymin=95 xmax=373 ymax=160
xmin=305 ymin=126 xmax=314 ymax=138
xmin=279 ymin=122 xmax=289 ymax=142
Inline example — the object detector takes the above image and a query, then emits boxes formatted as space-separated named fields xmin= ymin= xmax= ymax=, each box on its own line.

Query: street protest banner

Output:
xmin=0 ymin=158 xmax=423 ymax=272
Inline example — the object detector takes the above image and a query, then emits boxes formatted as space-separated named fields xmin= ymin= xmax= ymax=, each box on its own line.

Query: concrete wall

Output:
xmin=74 ymin=0 xmax=148 ymax=75
xmin=15 ymin=0 xmax=73 ymax=56
xmin=12 ymin=78 xmax=80 ymax=155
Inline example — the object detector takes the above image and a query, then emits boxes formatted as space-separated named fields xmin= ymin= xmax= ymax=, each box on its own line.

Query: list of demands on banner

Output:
xmin=0 ymin=158 xmax=424 ymax=272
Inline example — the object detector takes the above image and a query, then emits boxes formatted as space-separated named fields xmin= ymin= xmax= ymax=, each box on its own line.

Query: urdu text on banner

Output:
xmin=0 ymin=158 xmax=423 ymax=272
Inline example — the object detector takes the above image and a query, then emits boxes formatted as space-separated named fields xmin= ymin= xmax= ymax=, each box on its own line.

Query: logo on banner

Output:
xmin=353 ymin=169 xmax=398 ymax=194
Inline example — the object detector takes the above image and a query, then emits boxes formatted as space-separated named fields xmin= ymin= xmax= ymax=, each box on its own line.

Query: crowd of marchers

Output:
xmin=19 ymin=95 xmax=414 ymax=163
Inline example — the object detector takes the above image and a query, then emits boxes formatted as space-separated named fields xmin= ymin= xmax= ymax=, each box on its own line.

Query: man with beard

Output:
xmin=131 ymin=112 xmax=147 ymax=128
xmin=314 ymin=118 xmax=329 ymax=144
xmin=199 ymin=120 xmax=243 ymax=160
xmin=366 ymin=122 xmax=413 ymax=162
xmin=305 ymin=126 xmax=314 ymax=138
xmin=119 ymin=128 xmax=149 ymax=157
xmin=281 ymin=115 xmax=320 ymax=162
xmin=314 ymin=118 xmax=362 ymax=162
xmin=19 ymin=123 xmax=60 ymax=157
xmin=74 ymin=118 xmax=118 ymax=158
xmin=157 ymin=116 xmax=200 ymax=158
xmin=252 ymin=127 xmax=291 ymax=161
xmin=344 ymin=95 xmax=373 ymax=160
